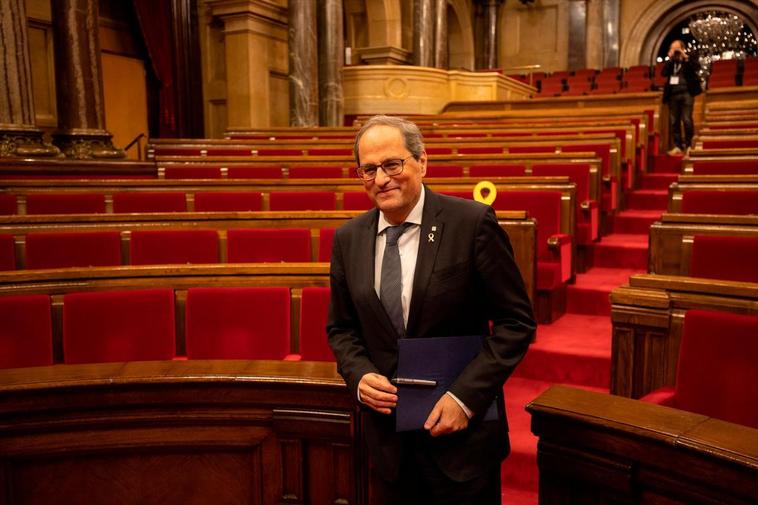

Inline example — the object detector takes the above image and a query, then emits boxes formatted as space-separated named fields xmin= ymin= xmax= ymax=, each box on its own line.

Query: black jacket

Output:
xmin=327 ymin=188 xmax=536 ymax=482
xmin=662 ymin=58 xmax=702 ymax=103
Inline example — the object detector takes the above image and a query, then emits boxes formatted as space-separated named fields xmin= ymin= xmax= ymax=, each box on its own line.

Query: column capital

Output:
xmin=206 ymin=0 xmax=287 ymax=24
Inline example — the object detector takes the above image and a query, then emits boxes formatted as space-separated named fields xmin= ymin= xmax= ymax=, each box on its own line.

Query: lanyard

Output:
xmin=673 ymin=63 xmax=681 ymax=75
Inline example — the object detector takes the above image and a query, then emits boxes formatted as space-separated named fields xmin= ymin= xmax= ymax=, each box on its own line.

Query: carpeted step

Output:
xmin=650 ymin=154 xmax=683 ymax=173
xmin=513 ymin=314 xmax=613 ymax=387
xmin=590 ymin=234 xmax=648 ymax=269
xmin=607 ymin=209 xmax=662 ymax=234
xmin=501 ymin=488 xmax=538 ymax=505
xmin=566 ymin=267 xmax=643 ymax=316
xmin=640 ymin=172 xmax=678 ymax=190
xmin=625 ymin=189 xmax=668 ymax=211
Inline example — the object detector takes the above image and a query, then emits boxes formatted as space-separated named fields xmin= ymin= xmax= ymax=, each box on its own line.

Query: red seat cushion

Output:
xmin=0 ymin=295 xmax=53 ymax=368
xmin=343 ymin=192 xmax=373 ymax=210
xmin=26 ymin=193 xmax=106 ymax=214
xmin=194 ymin=192 xmax=263 ymax=212
xmin=269 ymin=191 xmax=336 ymax=211
xmin=681 ymin=190 xmax=758 ymax=215
xmin=185 ymin=287 xmax=290 ymax=360
xmin=690 ymin=235 xmax=758 ymax=283
xmin=63 ymin=288 xmax=176 ymax=364
xmin=226 ymin=165 xmax=283 ymax=179
xmin=26 ymin=232 xmax=122 ymax=269
xmin=664 ymin=310 xmax=758 ymax=428
xmin=0 ymin=193 xmax=16 ymax=215
xmin=227 ymin=228 xmax=311 ymax=262
xmin=0 ymin=234 xmax=16 ymax=270
xmin=113 ymin=192 xmax=187 ymax=213
xmin=299 ymin=287 xmax=334 ymax=361
xmin=130 ymin=230 xmax=219 ymax=266
xmin=318 ymin=227 xmax=336 ymax=262
xmin=163 ymin=165 xmax=222 ymax=179
xmin=536 ymin=261 xmax=562 ymax=290
xmin=469 ymin=164 xmax=526 ymax=177
xmin=289 ymin=165 xmax=343 ymax=178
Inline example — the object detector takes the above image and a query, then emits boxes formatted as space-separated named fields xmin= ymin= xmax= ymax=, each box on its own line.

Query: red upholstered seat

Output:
xmin=26 ymin=193 xmax=106 ymax=214
xmin=113 ymin=192 xmax=187 ymax=213
xmin=690 ymin=160 xmax=758 ymax=175
xmin=469 ymin=164 xmax=526 ymax=177
xmin=26 ymin=231 xmax=122 ymax=269
xmin=307 ymin=148 xmax=352 ymax=156
xmin=269 ymin=191 xmax=336 ymax=211
xmin=130 ymin=229 xmax=219 ymax=265
xmin=163 ymin=165 xmax=222 ymax=179
xmin=702 ymin=139 xmax=758 ymax=149
xmin=194 ymin=191 xmax=263 ymax=212
xmin=690 ymin=235 xmax=758 ymax=283
xmin=343 ymin=191 xmax=373 ymax=210
xmin=532 ymin=163 xmax=598 ymax=243
xmin=0 ymin=234 xmax=16 ymax=270
xmin=0 ymin=295 xmax=53 ymax=368
xmin=153 ymin=147 xmax=202 ymax=156
xmin=227 ymin=228 xmax=311 ymax=262
xmin=205 ymin=148 xmax=255 ymax=156
xmin=63 ymin=288 xmax=176 ymax=364
xmin=426 ymin=147 xmax=453 ymax=155
xmin=425 ymin=165 xmax=464 ymax=177
xmin=0 ymin=193 xmax=17 ymax=215
xmin=681 ymin=190 xmax=758 ymax=215
xmin=561 ymin=144 xmax=615 ymax=210
xmin=288 ymin=165 xmax=343 ymax=178
xmin=226 ymin=165 xmax=283 ymax=179
xmin=257 ymin=148 xmax=302 ymax=156
xmin=508 ymin=145 xmax=556 ymax=154
xmin=458 ymin=146 xmax=501 ymax=155
xmin=185 ymin=287 xmax=290 ymax=360
xmin=641 ymin=309 xmax=758 ymax=429
xmin=318 ymin=228 xmax=335 ymax=262
xmin=299 ymin=287 xmax=334 ymax=361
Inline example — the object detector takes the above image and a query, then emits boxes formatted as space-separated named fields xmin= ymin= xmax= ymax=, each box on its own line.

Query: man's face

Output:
xmin=358 ymin=125 xmax=426 ymax=223
xmin=670 ymin=41 xmax=684 ymax=55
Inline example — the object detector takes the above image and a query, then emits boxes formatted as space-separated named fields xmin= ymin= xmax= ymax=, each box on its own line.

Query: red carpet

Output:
xmin=500 ymin=154 xmax=680 ymax=503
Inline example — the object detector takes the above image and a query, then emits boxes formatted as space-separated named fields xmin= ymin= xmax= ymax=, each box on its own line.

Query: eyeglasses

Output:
xmin=355 ymin=156 xmax=413 ymax=181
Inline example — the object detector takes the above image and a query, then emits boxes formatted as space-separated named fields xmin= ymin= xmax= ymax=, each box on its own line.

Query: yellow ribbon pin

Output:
xmin=473 ymin=181 xmax=497 ymax=206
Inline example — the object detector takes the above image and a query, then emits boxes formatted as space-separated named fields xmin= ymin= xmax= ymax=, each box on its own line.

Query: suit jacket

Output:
xmin=662 ymin=59 xmax=702 ymax=103
xmin=327 ymin=187 xmax=536 ymax=483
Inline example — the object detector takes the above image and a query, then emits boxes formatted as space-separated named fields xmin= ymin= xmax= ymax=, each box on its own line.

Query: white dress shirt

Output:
xmin=370 ymin=186 xmax=473 ymax=419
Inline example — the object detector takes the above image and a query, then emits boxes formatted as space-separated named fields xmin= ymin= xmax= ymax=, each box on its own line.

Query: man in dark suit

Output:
xmin=662 ymin=40 xmax=702 ymax=156
xmin=327 ymin=115 xmax=536 ymax=505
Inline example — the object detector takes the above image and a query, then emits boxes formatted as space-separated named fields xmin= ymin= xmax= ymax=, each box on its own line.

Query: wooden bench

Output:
xmin=610 ymin=273 xmax=758 ymax=398
xmin=0 ymin=359 xmax=365 ymax=505
xmin=649 ymin=214 xmax=758 ymax=276
xmin=528 ymin=385 xmax=758 ymax=504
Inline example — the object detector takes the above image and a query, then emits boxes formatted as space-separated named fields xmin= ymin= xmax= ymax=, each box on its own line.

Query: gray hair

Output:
xmin=353 ymin=115 xmax=425 ymax=166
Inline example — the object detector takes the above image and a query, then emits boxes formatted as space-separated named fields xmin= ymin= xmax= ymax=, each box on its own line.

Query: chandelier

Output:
xmin=685 ymin=11 xmax=757 ymax=86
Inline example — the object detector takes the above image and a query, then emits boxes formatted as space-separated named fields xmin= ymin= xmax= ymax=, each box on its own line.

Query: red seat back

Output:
xmin=0 ymin=295 xmax=53 ymax=368
xmin=299 ymin=287 xmax=333 ymax=361
xmin=0 ymin=234 xmax=16 ymax=270
xmin=113 ymin=192 xmax=187 ymax=213
xmin=690 ymin=160 xmax=758 ymax=175
xmin=26 ymin=193 xmax=106 ymax=214
xmin=185 ymin=287 xmax=290 ymax=360
xmin=194 ymin=191 xmax=263 ymax=212
xmin=509 ymin=145 xmax=556 ymax=154
xmin=690 ymin=235 xmax=758 ymax=283
xmin=227 ymin=228 xmax=311 ymax=262
xmin=26 ymin=232 xmax=122 ymax=269
xmin=343 ymin=192 xmax=373 ymax=210
xmin=531 ymin=163 xmax=591 ymax=202
xmin=63 ymin=288 xmax=176 ymax=364
xmin=469 ymin=164 xmax=526 ymax=177
xmin=425 ymin=165 xmax=464 ymax=177
xmin=269 ymin=191 xmax=336 ymax=211
xmin=701 ymin=139 xmax=758 ymax=149
xmin=492 ymin=191 xmax=563 ymax=259
xmin=226 ymin=165 xmax=283 ymax=179
xmin=0 ymin=194 xmax=16 ymax=215
xmin=288 ymin=165 xmax=343 ymax=179
xmin=681 ymin=190 xmax=758 ymax=215
xmin=673 ymin=309 xmax=758 ymax=428
xmin=163 ymin=165 xmax=222 ymax=179
xmin=318 ymin=228 xmax=335 ymax=262
xmin=130 ymin=230 xmax=219 ymax=266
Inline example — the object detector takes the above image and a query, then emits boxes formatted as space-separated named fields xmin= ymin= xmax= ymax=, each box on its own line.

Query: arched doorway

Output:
xmin=447 ymin=0 xmax=475 ymax=70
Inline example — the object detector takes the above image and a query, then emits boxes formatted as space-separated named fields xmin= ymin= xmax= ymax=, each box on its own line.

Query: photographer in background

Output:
xmin=662 ymin=40 xmax=702 ymax=156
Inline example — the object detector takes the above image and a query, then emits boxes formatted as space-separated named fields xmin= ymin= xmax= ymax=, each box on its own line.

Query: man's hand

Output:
xmin=358 ymin=373 xmax=397 ymax=414
xmin=424 ymin=394 xmax=469 ymax=437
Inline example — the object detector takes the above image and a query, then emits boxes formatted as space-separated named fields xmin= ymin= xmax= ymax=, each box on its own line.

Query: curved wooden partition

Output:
xmin=0 ymin=360 xmax=366 ymax=505
xmin=528 ymin=385 xmax=758 ymax=504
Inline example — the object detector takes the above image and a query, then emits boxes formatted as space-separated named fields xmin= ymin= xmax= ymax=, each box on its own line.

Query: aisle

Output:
xmin=500 ymin=155 xmax=680 ymax=503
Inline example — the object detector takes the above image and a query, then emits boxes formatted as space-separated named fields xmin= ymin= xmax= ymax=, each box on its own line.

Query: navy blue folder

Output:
xmin=394 ymin=335 xmax=499 ymax=432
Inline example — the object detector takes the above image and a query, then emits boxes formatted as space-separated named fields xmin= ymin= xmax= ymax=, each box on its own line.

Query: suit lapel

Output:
xmin=359 ymin=209 xmax=399 ymax=339
xmin=406 ymin=188 xmax=444 ymax=336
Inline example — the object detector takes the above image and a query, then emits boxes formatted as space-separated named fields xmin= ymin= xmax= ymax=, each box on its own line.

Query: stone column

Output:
xmin=289 ymin=0 xmax=319 ymax=127
xmin=51 ymin=0 xmax=123 ymax=158
xmin=586 ymin=0 xmax=603 ymax=69
xmin=483 ymin=0 xmax=502 ymax=70
xmin=567 ymin=0 xmax=587 ymax=71
xmin=602 ymin=0 xmax=620 ymax=68
xmin=433 ymin=0 xmax=448 ymax=69
xmin=318 ymin=0 xmax=344 ymax=126
xmin=0 ymin=0 xmax=60 ymax=157
xmin=413 ymin=0 xmax=434 ymax=67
